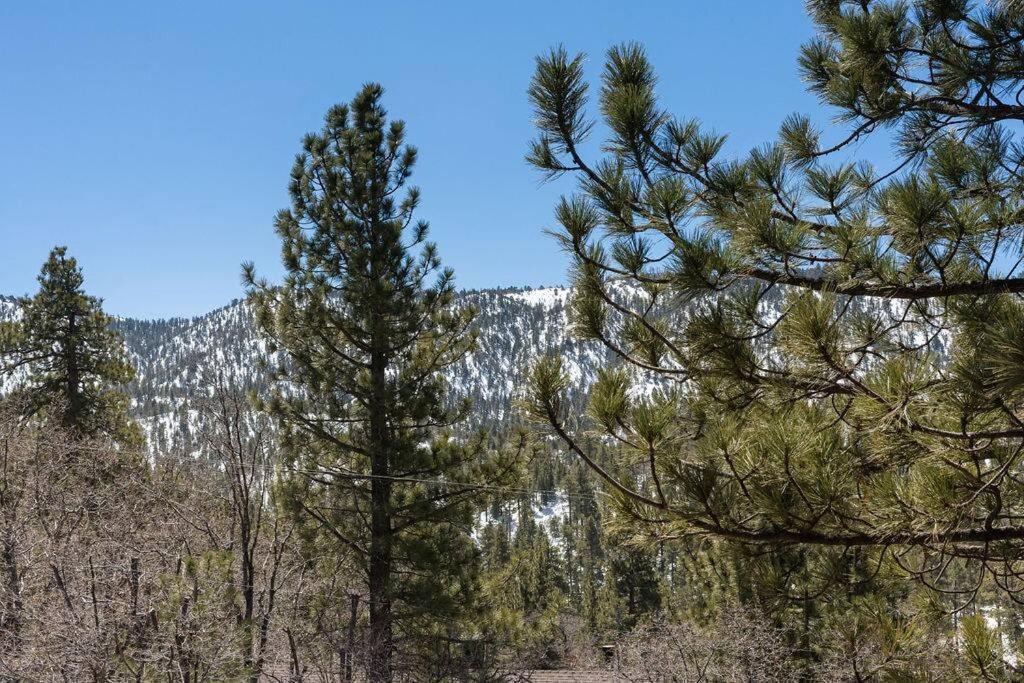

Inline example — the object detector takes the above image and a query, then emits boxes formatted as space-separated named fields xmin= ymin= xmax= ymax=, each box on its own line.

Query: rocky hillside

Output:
xmin=3 ymin=283 xmax=942 ymax=454
xmin=69 ymin=286 xmax=630 ymax=451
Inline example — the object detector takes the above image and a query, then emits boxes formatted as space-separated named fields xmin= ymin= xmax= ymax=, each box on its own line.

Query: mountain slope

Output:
xmin=105 ymin=286 xmax=626 ymax=451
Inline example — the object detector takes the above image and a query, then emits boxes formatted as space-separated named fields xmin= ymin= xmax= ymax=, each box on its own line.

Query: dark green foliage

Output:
xmin=604 ymin=529 xmax=661 ymax=630
xmin=245 ymin=84 xmax=520 ymax=681
xmin=524 ymin=0 xmax=1024 ymax=665
xmin=0 ymin=247 xmax=139 ymax=445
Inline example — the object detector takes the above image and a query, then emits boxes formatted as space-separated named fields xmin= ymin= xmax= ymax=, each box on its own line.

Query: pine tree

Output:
xmin=524 ymin=0 xmax=1024 ymax=606
xmin=0 ymin=247 xmax=138 ymax=444
xmin=245 ymin=84 xmax=518 ymax=681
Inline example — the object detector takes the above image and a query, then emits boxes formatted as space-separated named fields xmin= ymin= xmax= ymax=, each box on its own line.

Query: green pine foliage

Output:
xmin=525 ymin=0 xmax=1024 ymax=600
xmin=0 ymin=247 xmax=139 ymax=445
xmin=244 ymin=84 xmax=521 ymax=681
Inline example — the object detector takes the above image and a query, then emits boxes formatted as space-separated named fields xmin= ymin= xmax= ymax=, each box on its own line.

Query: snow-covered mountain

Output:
xmin=107 ymin=286 xmax=630 ymax=452
xmin=1 ymin=283 xmax=942 ymax=454
xmin=4 ymin=285 xmax=660 ymax=451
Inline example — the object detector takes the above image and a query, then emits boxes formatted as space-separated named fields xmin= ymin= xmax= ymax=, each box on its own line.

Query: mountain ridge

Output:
xmin=121 ymin=284 xmax=619 ymax=451
xmin=0 ymin=285 xmax=620 ymax=450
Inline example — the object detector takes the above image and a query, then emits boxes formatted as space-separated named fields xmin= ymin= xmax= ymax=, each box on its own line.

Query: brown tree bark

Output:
xmin=366 ymin=347 xmax=393 ymax=683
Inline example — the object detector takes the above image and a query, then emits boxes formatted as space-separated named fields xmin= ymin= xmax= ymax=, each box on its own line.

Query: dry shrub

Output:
xmin=0 ymin=402 xmax=157 ymax=679
xmin=613 ymin=611 xmax=797 ymax=683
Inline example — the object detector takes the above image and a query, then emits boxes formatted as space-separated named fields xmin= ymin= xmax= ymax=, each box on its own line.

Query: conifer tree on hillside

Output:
xmin=0 ymin=247 xmax=138 ymax=445
xmin=525 ymin=0 xmax=1024 ymax=601
xmin=245 ymin=84 xmax=520 ymax=681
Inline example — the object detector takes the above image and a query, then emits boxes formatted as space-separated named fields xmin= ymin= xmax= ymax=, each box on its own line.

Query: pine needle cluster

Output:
xmin=524 ymin=0 xmax=1024 ymax=605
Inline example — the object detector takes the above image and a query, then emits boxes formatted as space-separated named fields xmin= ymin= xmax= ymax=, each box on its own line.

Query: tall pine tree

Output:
xmin=245 ymin=84 xmax=517 ymax=681
xmin=0 ymin=247 xmax=138 ymax=445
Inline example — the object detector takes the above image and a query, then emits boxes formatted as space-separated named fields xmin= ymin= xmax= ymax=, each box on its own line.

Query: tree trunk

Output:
xmin=63 ymin=311 xmax=82 ymax=433
xmin=367 ymin=349 xmax=392 ymax=682
xmin=241 ymin=510 xmax=256 ymax=681
xmin=344 ymin=592 xmax=359 ymax=682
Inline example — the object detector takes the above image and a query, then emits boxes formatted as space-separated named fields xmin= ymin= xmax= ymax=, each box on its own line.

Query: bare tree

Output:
xmin=613 ymin=612 xmax=797 ymax=683
xmin=0 ymin=402 xmax=157 ymax=681
xmin=195 ymin=382 xmax=293 ymax=682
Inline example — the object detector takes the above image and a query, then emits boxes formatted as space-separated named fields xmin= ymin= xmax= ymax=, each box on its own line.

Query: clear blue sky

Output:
xmin=1 ymin=1 xmax=859 ymax=319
